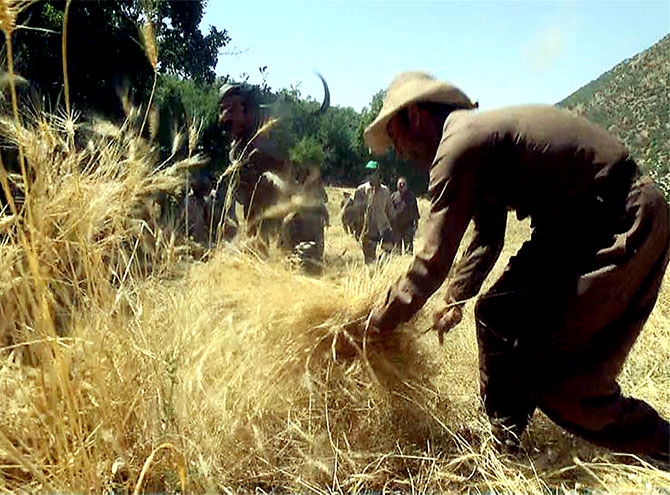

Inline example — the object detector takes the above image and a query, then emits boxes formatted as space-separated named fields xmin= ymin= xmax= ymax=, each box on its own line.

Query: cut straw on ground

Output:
xmin=0 ymin=97 xmax=668 ymax=494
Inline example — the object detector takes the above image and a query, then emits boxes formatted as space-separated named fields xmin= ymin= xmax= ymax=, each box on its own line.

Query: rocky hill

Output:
xmin=558 ymin=34 xmax=670 ymax=197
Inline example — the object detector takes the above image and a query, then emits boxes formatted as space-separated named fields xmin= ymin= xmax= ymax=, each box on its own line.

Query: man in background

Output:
xmin=391 ymin=176 xmax=420 ymax=254
xmin=354 ymin=161 xmax=395 ymax=264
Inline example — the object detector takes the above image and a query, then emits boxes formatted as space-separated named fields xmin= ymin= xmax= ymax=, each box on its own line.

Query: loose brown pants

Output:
xmin=240 ymin=175 xmax=283 ymax=257
xmin=393 ymin=226 xmax=416 ymax=255
xmin=362 ymin=229 xmax=395 ymax=264
xmin=475 ymin=177 xmax=670 ymax=463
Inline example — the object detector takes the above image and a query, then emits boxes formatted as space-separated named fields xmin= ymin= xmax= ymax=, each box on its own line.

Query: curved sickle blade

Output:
xmin=315 ymin=71 xmax=330 ymax=114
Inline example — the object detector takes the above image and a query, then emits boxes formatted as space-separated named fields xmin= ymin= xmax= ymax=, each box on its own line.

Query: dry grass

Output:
xmin=0 ymin=116 xmax=667 ymax=495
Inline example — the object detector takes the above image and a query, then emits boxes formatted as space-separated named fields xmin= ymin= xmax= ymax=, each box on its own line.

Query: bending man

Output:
xmin=366 ymin=71 xmax=670 ymax=466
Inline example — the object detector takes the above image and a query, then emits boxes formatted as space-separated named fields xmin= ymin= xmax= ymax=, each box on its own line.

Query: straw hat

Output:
xmin=364 ymin=71 xmax=476 ymax=154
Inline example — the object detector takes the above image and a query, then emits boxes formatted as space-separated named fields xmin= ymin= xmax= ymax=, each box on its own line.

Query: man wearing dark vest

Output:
xmin=391 ymin=176 xmax=420 ymax=254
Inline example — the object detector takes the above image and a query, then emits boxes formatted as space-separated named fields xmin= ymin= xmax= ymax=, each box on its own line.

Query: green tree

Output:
xmin=154 ymin=74 xmax=232 ymax=173
xmin=10 ymin=0 xmax=229 ymax=119
xmin=290 ymin=135 xmax=324 ymax=167
xmin=318 ymin=106 xmax=361 ymax=183
xmin=149 ymin=0 xmax=229 ymax=84
xmin=353 ymin=89 xmax=386 ymax=155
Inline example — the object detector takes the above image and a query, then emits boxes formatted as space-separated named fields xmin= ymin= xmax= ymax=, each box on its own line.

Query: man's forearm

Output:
xmin=445 ymin=205 xmax=506 ymax=304
xmin=373 ymin=195 xmax=474 ymax=331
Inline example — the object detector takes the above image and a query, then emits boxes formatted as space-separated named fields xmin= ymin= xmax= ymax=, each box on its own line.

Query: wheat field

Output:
xmin=0 ymin=107 xmax=668 ymax=495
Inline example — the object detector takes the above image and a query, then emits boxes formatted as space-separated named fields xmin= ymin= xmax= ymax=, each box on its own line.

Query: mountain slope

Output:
xmin=558 ymin=34 xmax=670 ymax=197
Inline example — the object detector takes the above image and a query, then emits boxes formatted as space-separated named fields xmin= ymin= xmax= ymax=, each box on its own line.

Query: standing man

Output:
xmin=218 ymin=83 xmax=290 ymax=256
xmin=218 ymin=75 xmax=330 ymax=256
xmin=365 ymin=71 xmax=669 ymax=465
xmin=391 ymin=177 xmax=420 ymax=254
xmin=354 ymin=161 xmax=395 ymax=264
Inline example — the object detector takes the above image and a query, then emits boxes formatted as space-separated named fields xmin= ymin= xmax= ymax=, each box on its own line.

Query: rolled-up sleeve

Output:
xmin=375 ymin=142 xmax=478 ymax=332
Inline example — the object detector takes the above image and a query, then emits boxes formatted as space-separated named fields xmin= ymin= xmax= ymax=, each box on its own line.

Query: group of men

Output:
xmin=341 ymin=162 xmax=420 ymax=264
xmin=183 ymin=71 xmax=669 ymax=468
xmin=183 ymin=81 xmax=420 ymax=271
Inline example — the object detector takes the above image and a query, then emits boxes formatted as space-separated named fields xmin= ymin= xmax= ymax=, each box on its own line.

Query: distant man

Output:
xmin=391 ymin=177 xmax=420 ymax=254
xmin=366 ymin=71 xmax=670 ymax=466
xmin=354 ymin=161 xmax=395 ymax=264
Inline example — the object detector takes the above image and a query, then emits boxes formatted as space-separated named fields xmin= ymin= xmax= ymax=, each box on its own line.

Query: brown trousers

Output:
xmin=240 ymin=176 xmax=284 ymax=256
xmin=393 ymin=226 xmax=417 ymax=255
xmin=362 ymin=229 xmax=394 ymax=264
xmin=475 ymin=177 xmax=670 ymax=462
xmin=280 ymin=209 xmax=326 ymax=259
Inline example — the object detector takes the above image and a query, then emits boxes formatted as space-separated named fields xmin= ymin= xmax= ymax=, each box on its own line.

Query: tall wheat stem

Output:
xmin=140 ymin=20 xmax=157 ymax=137
xmin=62 ymin=0 xmax=72 ymax=118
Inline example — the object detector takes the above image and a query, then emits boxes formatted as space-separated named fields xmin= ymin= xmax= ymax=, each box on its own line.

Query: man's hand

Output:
xmin=367 ymin=306 xmax=402 ymax=338
xmin=431 ymin=305 xmax=463 ymax=345
xmin=367 ymin=308 xmax=386 ymax=335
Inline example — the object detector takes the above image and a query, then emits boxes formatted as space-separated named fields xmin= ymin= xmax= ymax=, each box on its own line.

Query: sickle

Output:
xmin=315 ymin=72 xmax=330 ymax=114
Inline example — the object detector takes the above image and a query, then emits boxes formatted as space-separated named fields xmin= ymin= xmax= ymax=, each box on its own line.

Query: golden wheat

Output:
xmin=0 ymin=113 xmax=667 ymax=495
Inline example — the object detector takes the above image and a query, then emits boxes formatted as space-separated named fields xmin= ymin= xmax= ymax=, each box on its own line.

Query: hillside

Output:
xmin=559 ymin=34 xmax=670 ymax=197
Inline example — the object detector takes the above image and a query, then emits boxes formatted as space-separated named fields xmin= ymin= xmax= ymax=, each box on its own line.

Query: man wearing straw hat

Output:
xmin=354 ymin=160 xmax=395 ymax=264
xmin=365 ymin=71 xmax=670 ymax=465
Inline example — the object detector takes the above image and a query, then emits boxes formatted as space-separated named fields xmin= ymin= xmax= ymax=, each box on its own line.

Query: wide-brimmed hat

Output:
xmin=365 ymin=160 xmax=379 ymax=170
xmin=364 ymin=71 xmax=476 ymax=154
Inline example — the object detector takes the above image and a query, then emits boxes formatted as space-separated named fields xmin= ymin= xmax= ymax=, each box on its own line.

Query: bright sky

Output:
xmin=203 ymin=1 xmax=669 ymax=112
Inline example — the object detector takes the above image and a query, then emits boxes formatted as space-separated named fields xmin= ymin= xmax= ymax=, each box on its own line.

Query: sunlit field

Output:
xmin=0 ymin=110 xmax=668 ymax=494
